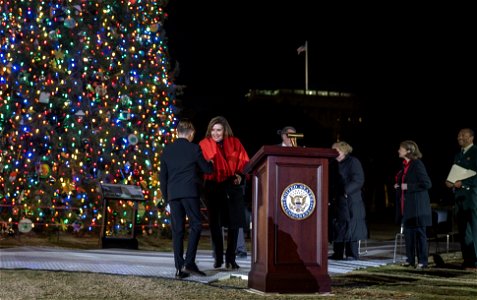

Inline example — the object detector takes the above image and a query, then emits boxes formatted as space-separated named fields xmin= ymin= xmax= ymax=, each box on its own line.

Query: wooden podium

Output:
xmin=245 ymin=145 xmax=337 ymax=294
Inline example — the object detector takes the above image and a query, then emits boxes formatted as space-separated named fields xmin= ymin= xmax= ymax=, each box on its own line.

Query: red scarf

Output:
xmin=395 ymin=159 xmax=411 ymax=214
xmin=199 ymin=137 xmax=250 ymax=182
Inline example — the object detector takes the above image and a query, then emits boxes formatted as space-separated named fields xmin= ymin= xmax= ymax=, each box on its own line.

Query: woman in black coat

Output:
xmin=329 ymin=141 xmax=367 ymax=260
xmin=394 ymin=140 xmax=432 ymax=269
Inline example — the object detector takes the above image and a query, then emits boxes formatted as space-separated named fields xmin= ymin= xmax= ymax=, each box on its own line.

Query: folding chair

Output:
xmin=428 ymin=209 xmax=454 ymax=254
xmin=393 ymin=225 xmax=405 ymax=263
xmin=358 ymin=240 xmax=368 ymax=255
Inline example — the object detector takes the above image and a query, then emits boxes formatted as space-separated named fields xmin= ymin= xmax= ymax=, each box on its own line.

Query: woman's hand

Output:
xmin=233 ymin=174 xmax=242 ymax=185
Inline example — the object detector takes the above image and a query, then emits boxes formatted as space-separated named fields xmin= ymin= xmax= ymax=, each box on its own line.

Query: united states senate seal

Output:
xmin=280 ymin=183 xmax=316 ymax=220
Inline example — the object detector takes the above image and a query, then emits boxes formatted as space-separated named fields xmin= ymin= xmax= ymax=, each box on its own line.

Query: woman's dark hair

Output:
xmin=205 ymin=116 xmax=234 ymax=138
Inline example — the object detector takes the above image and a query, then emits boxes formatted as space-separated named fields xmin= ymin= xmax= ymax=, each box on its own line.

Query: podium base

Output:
xmin=248 ymin=269 xmax=331 ymax=294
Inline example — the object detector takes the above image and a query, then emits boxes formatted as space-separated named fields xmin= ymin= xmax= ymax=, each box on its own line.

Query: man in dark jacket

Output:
xmin=445 ymin=128 xmax=477 ymax=270
xmin=160 ymin=119 xmax=213 ymax=279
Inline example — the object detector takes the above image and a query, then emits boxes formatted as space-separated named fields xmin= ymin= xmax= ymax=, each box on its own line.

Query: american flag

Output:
xmin=297 ymin=44 xmax=307 ymax=54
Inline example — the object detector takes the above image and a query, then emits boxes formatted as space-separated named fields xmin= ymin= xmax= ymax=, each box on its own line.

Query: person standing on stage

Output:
xmin=329 ymin=141 xmax=367 ymax=261
xmin=160 ymin=119 xmax=213 ymax=279
xmin=445 ymin=128 xmax=477 ymax=270
xmin=395 ymin=140 xmax=432 ymax=269
xmin=199 ymin=116 xmax=250 ymax=270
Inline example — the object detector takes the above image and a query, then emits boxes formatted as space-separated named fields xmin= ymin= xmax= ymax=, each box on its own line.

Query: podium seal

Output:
xmin=280 ymin=183 xmax=316 ymax=220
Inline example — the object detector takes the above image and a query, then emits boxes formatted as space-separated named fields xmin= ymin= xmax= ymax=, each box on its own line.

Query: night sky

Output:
xmin=164 ymin=2 xmax=476 ymax=210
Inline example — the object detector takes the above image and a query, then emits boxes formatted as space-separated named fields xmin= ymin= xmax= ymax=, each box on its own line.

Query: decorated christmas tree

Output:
xmin=0 ymin=0 xmax=176 ymax=235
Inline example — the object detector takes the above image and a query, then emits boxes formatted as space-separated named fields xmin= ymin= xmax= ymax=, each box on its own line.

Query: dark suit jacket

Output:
xmin=454 ymin=144 xmax=477 ymax=210
xmin=160 ymin=138 xmax=213 ymax=201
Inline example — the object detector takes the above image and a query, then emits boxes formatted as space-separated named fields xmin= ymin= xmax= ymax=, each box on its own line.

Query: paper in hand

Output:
xmin=446 ymin=164 xmax=477 ymax=183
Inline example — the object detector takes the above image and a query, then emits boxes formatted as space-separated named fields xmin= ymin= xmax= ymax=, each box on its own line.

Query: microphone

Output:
xmin=287 ymin=133 xmax=304 ymax=138
xmin=286 ymin=133 xmax=304 ymax=147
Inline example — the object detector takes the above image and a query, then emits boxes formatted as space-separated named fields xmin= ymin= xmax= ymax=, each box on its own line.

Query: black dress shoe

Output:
xmin=184 ymin=265 xmax=206 ymax=277
xmin=175 ymin=269 xmax=190 ymax=279
xmin=225 ymin=261 xmax=240 ymax=270
xmin=328 ymin=254 xmax=343 ymax=260
xmin=213 ymin=261 xmax=223 ymax=269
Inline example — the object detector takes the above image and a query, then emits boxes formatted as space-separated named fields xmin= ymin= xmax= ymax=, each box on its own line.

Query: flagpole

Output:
xmin=305 ymin=40 xmax=308 ymax=92
xmin=297 ymin=41 xmax=309 ymax=92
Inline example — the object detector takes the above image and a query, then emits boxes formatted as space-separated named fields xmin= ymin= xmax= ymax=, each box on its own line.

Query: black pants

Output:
xmin=204 ymin=181 xmax=245 ymax=264
xmin=404 ymin=225 xmax=428 ymax=266
xmin=456 ymin=206 xmax=477 ymax=267
xmin=169 ymin=197 xmax=202 ymax=270
xmin=333 ymin=241 xmax=359 ymax=259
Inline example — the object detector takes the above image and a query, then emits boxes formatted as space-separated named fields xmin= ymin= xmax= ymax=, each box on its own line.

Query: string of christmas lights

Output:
xmin=0 ymin=0 xmax=177 ymax=236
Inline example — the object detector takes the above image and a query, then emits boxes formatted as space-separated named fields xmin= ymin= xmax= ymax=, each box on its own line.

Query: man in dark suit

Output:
xmin=160 ymin=119 xmax=213 ymax=279
xmin=446 ymin=128 xmax=477 ymax=270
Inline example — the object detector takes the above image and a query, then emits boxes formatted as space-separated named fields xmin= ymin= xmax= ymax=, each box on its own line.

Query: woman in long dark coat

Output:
xmin=329 ymin=141 xmax=367 ymax=260
xmin=394 ymin=140 xmax=432 ymax=269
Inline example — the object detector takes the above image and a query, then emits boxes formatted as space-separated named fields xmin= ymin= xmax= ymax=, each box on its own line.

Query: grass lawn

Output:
xmin=1 ymin=230 xmax=476 ymax=299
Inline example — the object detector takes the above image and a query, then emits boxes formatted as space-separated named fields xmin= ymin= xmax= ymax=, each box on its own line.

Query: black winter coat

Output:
xmin=330 ymin=155 xmax=368 ymax=242
xmin=395 ymin=159 xmax=432 ymax=227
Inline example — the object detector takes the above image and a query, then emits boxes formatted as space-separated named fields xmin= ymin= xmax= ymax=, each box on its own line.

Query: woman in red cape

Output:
xmin=199 ymin=116 xmax=250 ymax=270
